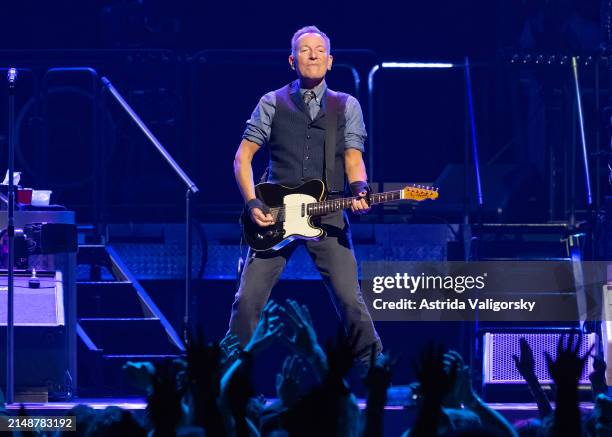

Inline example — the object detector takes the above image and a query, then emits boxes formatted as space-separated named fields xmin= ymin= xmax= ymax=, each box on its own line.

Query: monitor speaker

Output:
xmin=0 ymin=271 xmax=70 ymax=401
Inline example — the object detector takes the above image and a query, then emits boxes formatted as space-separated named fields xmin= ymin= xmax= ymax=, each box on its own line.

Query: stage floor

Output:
xmin=3 ymin=399 xmax=596 ymax=436
xmin=4 ymin=398 xmax=595 ymax=417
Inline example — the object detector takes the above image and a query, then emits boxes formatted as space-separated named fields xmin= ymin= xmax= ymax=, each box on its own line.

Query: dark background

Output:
xmin=0 ymin=0 xmax=607 ymax=224
xmin=0 ymin=0 xmax=609 ymax=399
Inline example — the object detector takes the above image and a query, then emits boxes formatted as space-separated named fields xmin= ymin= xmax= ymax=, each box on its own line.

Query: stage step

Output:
xmin=76 ymin=244 xmax=185 ymax=396
xmin=78 ymin=281 xmax=151 ymax=318
xmin=78 ymin=318 xmax=181 ymax=355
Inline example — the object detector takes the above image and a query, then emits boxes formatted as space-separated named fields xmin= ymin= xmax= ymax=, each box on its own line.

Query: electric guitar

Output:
xmin=241 ymin=179 xmax=439 ymax=252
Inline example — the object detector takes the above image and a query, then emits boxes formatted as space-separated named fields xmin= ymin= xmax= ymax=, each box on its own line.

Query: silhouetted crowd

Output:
xmin=1 ymin=299 xmax=611 ymax=436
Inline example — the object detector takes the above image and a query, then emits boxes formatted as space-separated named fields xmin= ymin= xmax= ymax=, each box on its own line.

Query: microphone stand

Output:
xmin=101 ymin=77 xmax=199 ymax=344
xmin=463 ymin=57 xmax=484 ymax=377
xmin=6 ymin=67 xmax=17 ymax=404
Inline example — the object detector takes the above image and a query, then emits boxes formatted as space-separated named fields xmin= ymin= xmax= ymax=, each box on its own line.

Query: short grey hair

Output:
xmin=291 ymin=26 xmax=331 ymax=56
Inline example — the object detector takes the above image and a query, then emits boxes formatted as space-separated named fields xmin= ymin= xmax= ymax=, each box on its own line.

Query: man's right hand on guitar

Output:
xmin=251 ymin=208 xmax=275 ymax=227
xmin=247 ymin=198 xmax=275 ymax=227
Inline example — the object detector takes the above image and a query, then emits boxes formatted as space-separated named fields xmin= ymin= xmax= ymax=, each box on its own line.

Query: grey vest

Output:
xmin=266 ymin=81 xmax=348 ymax=194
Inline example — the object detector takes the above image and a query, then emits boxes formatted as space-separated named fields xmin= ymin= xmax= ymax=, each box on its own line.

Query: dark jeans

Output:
xmin=227 ymin=216 xmax=382 ymax=360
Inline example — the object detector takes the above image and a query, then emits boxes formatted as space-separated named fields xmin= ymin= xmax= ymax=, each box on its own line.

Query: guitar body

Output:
xmin=241 ymin=179 xmax=327 ymax=252
xmin=241 ymin=179 xmax=439 ymax=252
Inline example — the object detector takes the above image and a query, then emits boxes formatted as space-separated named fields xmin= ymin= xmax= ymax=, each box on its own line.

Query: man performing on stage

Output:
xmin=228 ymin=25 xmax=382 ymax=362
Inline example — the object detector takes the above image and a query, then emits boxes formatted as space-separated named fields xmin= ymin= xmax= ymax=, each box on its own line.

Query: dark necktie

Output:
xmin=303 ymin=90 xmax=316 ymax=104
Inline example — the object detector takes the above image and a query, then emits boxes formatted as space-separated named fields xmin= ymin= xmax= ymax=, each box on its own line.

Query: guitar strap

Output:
xmin=325 ymin=90 xmax=341 ymax=195
xmin=259 ymin=166 xmax=269 ymax=184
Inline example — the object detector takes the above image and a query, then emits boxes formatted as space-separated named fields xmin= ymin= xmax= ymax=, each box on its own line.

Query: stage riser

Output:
xmin=108 ymin=223 xmax=452 ymax=280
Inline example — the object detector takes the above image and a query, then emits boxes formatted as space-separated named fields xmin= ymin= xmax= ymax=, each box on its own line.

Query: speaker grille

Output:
xmin=483 ymin=332 xmax=595 ymax=384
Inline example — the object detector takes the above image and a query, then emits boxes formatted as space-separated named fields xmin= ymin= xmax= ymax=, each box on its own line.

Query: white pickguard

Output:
xmin=282 ymin=193 xmax=323 ymax=240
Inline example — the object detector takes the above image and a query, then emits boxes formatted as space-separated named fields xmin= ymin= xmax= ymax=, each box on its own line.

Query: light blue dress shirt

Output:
xmin=243 ymin=80 xmax=367 ymax=152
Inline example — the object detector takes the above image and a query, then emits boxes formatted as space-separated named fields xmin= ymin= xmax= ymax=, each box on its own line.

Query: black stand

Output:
xmin=101 ymin=77 xmax=199 ymax=344
xmin=463 ymin=57 xmax=484 ymax=257
xmin=571 ymin=57 xmax=594 ymax=252
xmin=463 ymin=57 xmax=484 ymax=378
xmin=571 ymin=57 xmax=596 ymax=334
xmin=5 ymin=67 xmax=17 ymax=404
xmin=185 ymin=188 xmax=192 ymax=339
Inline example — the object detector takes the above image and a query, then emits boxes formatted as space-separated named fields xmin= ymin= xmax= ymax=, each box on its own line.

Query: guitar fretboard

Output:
xmin=306 ymin=190 xmax=403 ymax=216
xmin=267 ymin=190 xmax=404 ymax=222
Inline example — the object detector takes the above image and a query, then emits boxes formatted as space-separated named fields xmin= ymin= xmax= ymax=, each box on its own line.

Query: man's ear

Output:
xmin=327 ymin=54 xmax=333 ymax=71
xmin=288 ymin=54 xmax=296 ymax=70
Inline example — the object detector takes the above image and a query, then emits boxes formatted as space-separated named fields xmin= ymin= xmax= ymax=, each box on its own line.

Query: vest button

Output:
xmin=306 ymin=135 xmax=311 ymax=139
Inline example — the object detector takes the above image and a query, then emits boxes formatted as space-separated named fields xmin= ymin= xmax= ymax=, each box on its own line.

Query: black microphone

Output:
xmin=7 ymin=67 xmax=17 ymax=87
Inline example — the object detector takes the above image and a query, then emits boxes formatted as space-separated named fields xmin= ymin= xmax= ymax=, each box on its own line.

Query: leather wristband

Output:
xmin=349 ymin=181 xmax=371 ymax=205
xmin=247 ymin=198 xmax=270 ymax=214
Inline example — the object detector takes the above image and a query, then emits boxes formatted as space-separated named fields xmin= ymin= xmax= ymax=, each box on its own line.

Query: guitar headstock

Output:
xmin=401 ymin=185 xmax=439 ymax=201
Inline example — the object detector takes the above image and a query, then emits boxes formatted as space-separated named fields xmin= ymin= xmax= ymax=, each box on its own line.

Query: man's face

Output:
xmin=289 ymin=33 xmax=333 ymax=82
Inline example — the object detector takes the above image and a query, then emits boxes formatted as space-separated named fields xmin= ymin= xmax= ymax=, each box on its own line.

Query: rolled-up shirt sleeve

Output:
xmin=343 ymin=96 xmax=367 ymax=152
xmin=242 ymin=91 xmax=276 ymax=146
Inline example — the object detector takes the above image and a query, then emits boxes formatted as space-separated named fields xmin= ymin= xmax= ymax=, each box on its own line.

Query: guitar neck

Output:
xmin=307 ymin=190 xmax=403 ymax=216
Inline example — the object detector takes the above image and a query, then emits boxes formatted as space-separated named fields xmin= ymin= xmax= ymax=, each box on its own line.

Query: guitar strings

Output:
xmin=263 ymin=187 xmax=433 ymax=214
xmin=266 ymin=191 xmax=407 ymax=217
xmin=257 ymin=187 xmax=433 ymax=224
xmin=268 ymin=191 xmax=406 ymax=212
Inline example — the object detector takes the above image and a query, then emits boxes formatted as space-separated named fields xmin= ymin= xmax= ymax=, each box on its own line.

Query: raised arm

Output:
xmin=545 ymin=333 xmax=593 ymax=437
xmin=512 ymin=338 xmax=552 ymax=418
xmin=362 ymin=347 xmax=397 ymax=437
xmin=444 ymin=350 xmax=517 ymax=437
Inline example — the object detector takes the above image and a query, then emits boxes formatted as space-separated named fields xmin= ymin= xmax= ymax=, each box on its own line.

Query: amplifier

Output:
xmin=483 ymin=331 xmax=596 ymax=385
xmin=0 ymin=271 xmax=70 ymax=401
